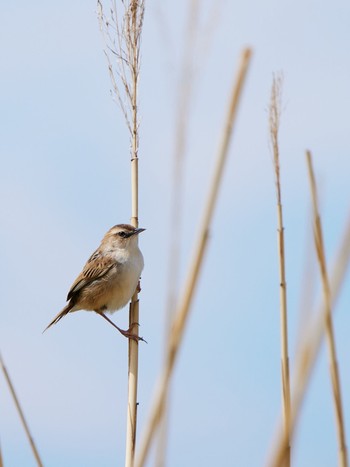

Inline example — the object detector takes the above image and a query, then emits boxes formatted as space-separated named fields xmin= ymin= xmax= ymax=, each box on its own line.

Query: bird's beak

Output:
xmin=132 ymin=228 xmax=146 ymax=236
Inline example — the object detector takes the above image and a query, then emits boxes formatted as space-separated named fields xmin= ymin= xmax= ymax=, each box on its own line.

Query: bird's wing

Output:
xmin=67 ymin=250 xmax=116 ymax=301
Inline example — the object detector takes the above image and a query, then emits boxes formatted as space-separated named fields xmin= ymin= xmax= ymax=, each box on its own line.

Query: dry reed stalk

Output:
xmin=155 ymin=2 xmax=200 ymax=466
xmin=155 ymin=3 xmax=225 ymax=461
xmin=126 ymin=3 xmax=142 ymax=465
xmin=135 ymin=47 xmax=252 ymax=467
xmin=0 ymin=439 xmax=3 ymax=467
xmin=0 ymin=353 xmax=43 ymax=467
xmin=306 ymin=150 xmax=348 ymax=467
xmin=268 ymin=211 xmax=350 ymax=467
xmin=269 ymin=73 xmax=291 ymax=467
xmin=97 ymin=2 xmax=145 ymax=466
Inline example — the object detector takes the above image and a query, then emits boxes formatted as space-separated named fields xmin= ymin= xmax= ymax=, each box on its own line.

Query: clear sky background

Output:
xmin=1 ymin=1 xmax=350 ymax=466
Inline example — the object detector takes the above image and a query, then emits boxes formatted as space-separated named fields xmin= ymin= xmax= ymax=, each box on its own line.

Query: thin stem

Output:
xmin=126 ymin=153 xmax=140 ymax=467
xmin=126 ymin=297 xmax=140 ymax=467
xmin=126 ymin=2 xmax=143 ymax=466
xmin=135 ymin=47 xmax=252 ymax=467
xmin=0 ymin=353 xmax=43 ymax=467
xmin=306 ymin=150 xmax=348 ymax=467
xmin=155 ymin=2 xmax=200 ymax=465
xmin=268 ymin=212 xmax=350 ymax=467
xmin=0 ymin=438 xmax=3 ymax=467
xmin=269 ymin=73 xmax=291 ymax=466
xmin=98 ymin=2 xmax=144 ymax=465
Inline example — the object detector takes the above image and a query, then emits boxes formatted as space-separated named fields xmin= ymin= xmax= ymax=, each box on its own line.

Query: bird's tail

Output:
xmin=43 ymin=303 xmax=74 ymax=333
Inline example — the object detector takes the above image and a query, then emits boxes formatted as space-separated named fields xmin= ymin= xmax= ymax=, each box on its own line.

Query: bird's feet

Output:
xmin=97 ymin=312 xmax=147 ymax=343
xmin=119 ymin=322 xmax=147 ymax=343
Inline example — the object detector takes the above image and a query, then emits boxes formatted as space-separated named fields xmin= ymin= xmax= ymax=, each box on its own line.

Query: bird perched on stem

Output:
xmin=44 ymin=224 xmax=145 ymax=341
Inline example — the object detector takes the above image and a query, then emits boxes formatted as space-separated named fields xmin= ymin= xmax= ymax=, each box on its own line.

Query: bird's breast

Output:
xmin=105 ymin=248 xmax=144 ymax=312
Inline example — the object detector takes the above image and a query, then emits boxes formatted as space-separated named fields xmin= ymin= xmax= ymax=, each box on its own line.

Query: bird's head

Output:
xmin=102 ymin=224 xmax=145 ymax=250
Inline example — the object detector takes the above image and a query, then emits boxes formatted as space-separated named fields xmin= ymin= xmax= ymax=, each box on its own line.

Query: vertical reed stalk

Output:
xmin=268 ymin=213 xmax=350 ymax=467
xmin=306 ymin=150 xmax=348 ymax=467
xmin=269 ymin=74 xmax=291 ymax=467
xmin=0 ymin=438 xmax=3 ymax=467
xmin=155 ymin=3 xmax=200 ymax=466
xmin=97 ymin=2 xmax=145 ymax=465
xmin=135 ymin=48 xmax=252 ymax=467
xmin=0 ymin=353 xmax=43 ymax=467
xmin=126 ymin=3 xmax=141 ymax=466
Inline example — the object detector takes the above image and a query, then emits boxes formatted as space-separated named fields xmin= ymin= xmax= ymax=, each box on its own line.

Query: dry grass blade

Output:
xmin=0 ymin=353 xmax=43 ymax=467
xmin=269 ymin=73 xmax=291 ymax=467
xmin=268 ymin=210 xmax=350 ymax=467
xmin=135 ymin=47 xmax=252 ymax=467
xmin=306 ymin=150 xmax=348 ymax=467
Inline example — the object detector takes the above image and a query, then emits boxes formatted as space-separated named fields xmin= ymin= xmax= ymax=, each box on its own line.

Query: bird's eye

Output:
xmin=118 ymin=231 xmax=127 ymax=238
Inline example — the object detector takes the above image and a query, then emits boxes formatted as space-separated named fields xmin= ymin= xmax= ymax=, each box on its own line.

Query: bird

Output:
xmin=44 ymin=224 xmax=145 ymax=341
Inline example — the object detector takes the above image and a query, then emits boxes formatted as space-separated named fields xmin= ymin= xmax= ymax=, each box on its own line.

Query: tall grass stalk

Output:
xmin=306 ymin=150 xmax=348 ymax=467
xmin=269 ymin=74 xmax=291 ymax=467
xmin=97 ymin=2 xmax=145 ymax=466
xmin=155 ymin=2 xmax=200 ymax=466
xmin=0 ymin=438 xmax=3 ymax=467
xmin=0 ymin=353 xmax=43 ymax=467
xmin=268 ymin=211 xmax=350 ymax=467
xmin=135 ymin=48 xmax=252 ymax=467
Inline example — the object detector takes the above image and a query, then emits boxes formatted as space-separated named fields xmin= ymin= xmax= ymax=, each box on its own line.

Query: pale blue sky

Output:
xmin=1 ymin=1 xmax=350 ymax=466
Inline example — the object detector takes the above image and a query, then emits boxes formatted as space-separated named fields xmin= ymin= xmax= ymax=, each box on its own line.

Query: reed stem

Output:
xmin=306 ymin=150 xmax=348 ymax=467
xmin=269 ymin=74 xmax=291 ymax=467
xmin=97 ymin=2 xmax=145 ymax=465
xmin=0 ymin=353 xmax=43 ymax=467
xmin=268 ymin=212 xmax=350 ymax=467
xmin=126 ymin=2 xmax=143 ymax=465
xmin=0 ymin=438 xmax=3 ymax=467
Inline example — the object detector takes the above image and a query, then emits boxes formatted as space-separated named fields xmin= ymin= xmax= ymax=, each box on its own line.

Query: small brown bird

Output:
xmin=44 ymin=224 xmax=145 ymax=341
